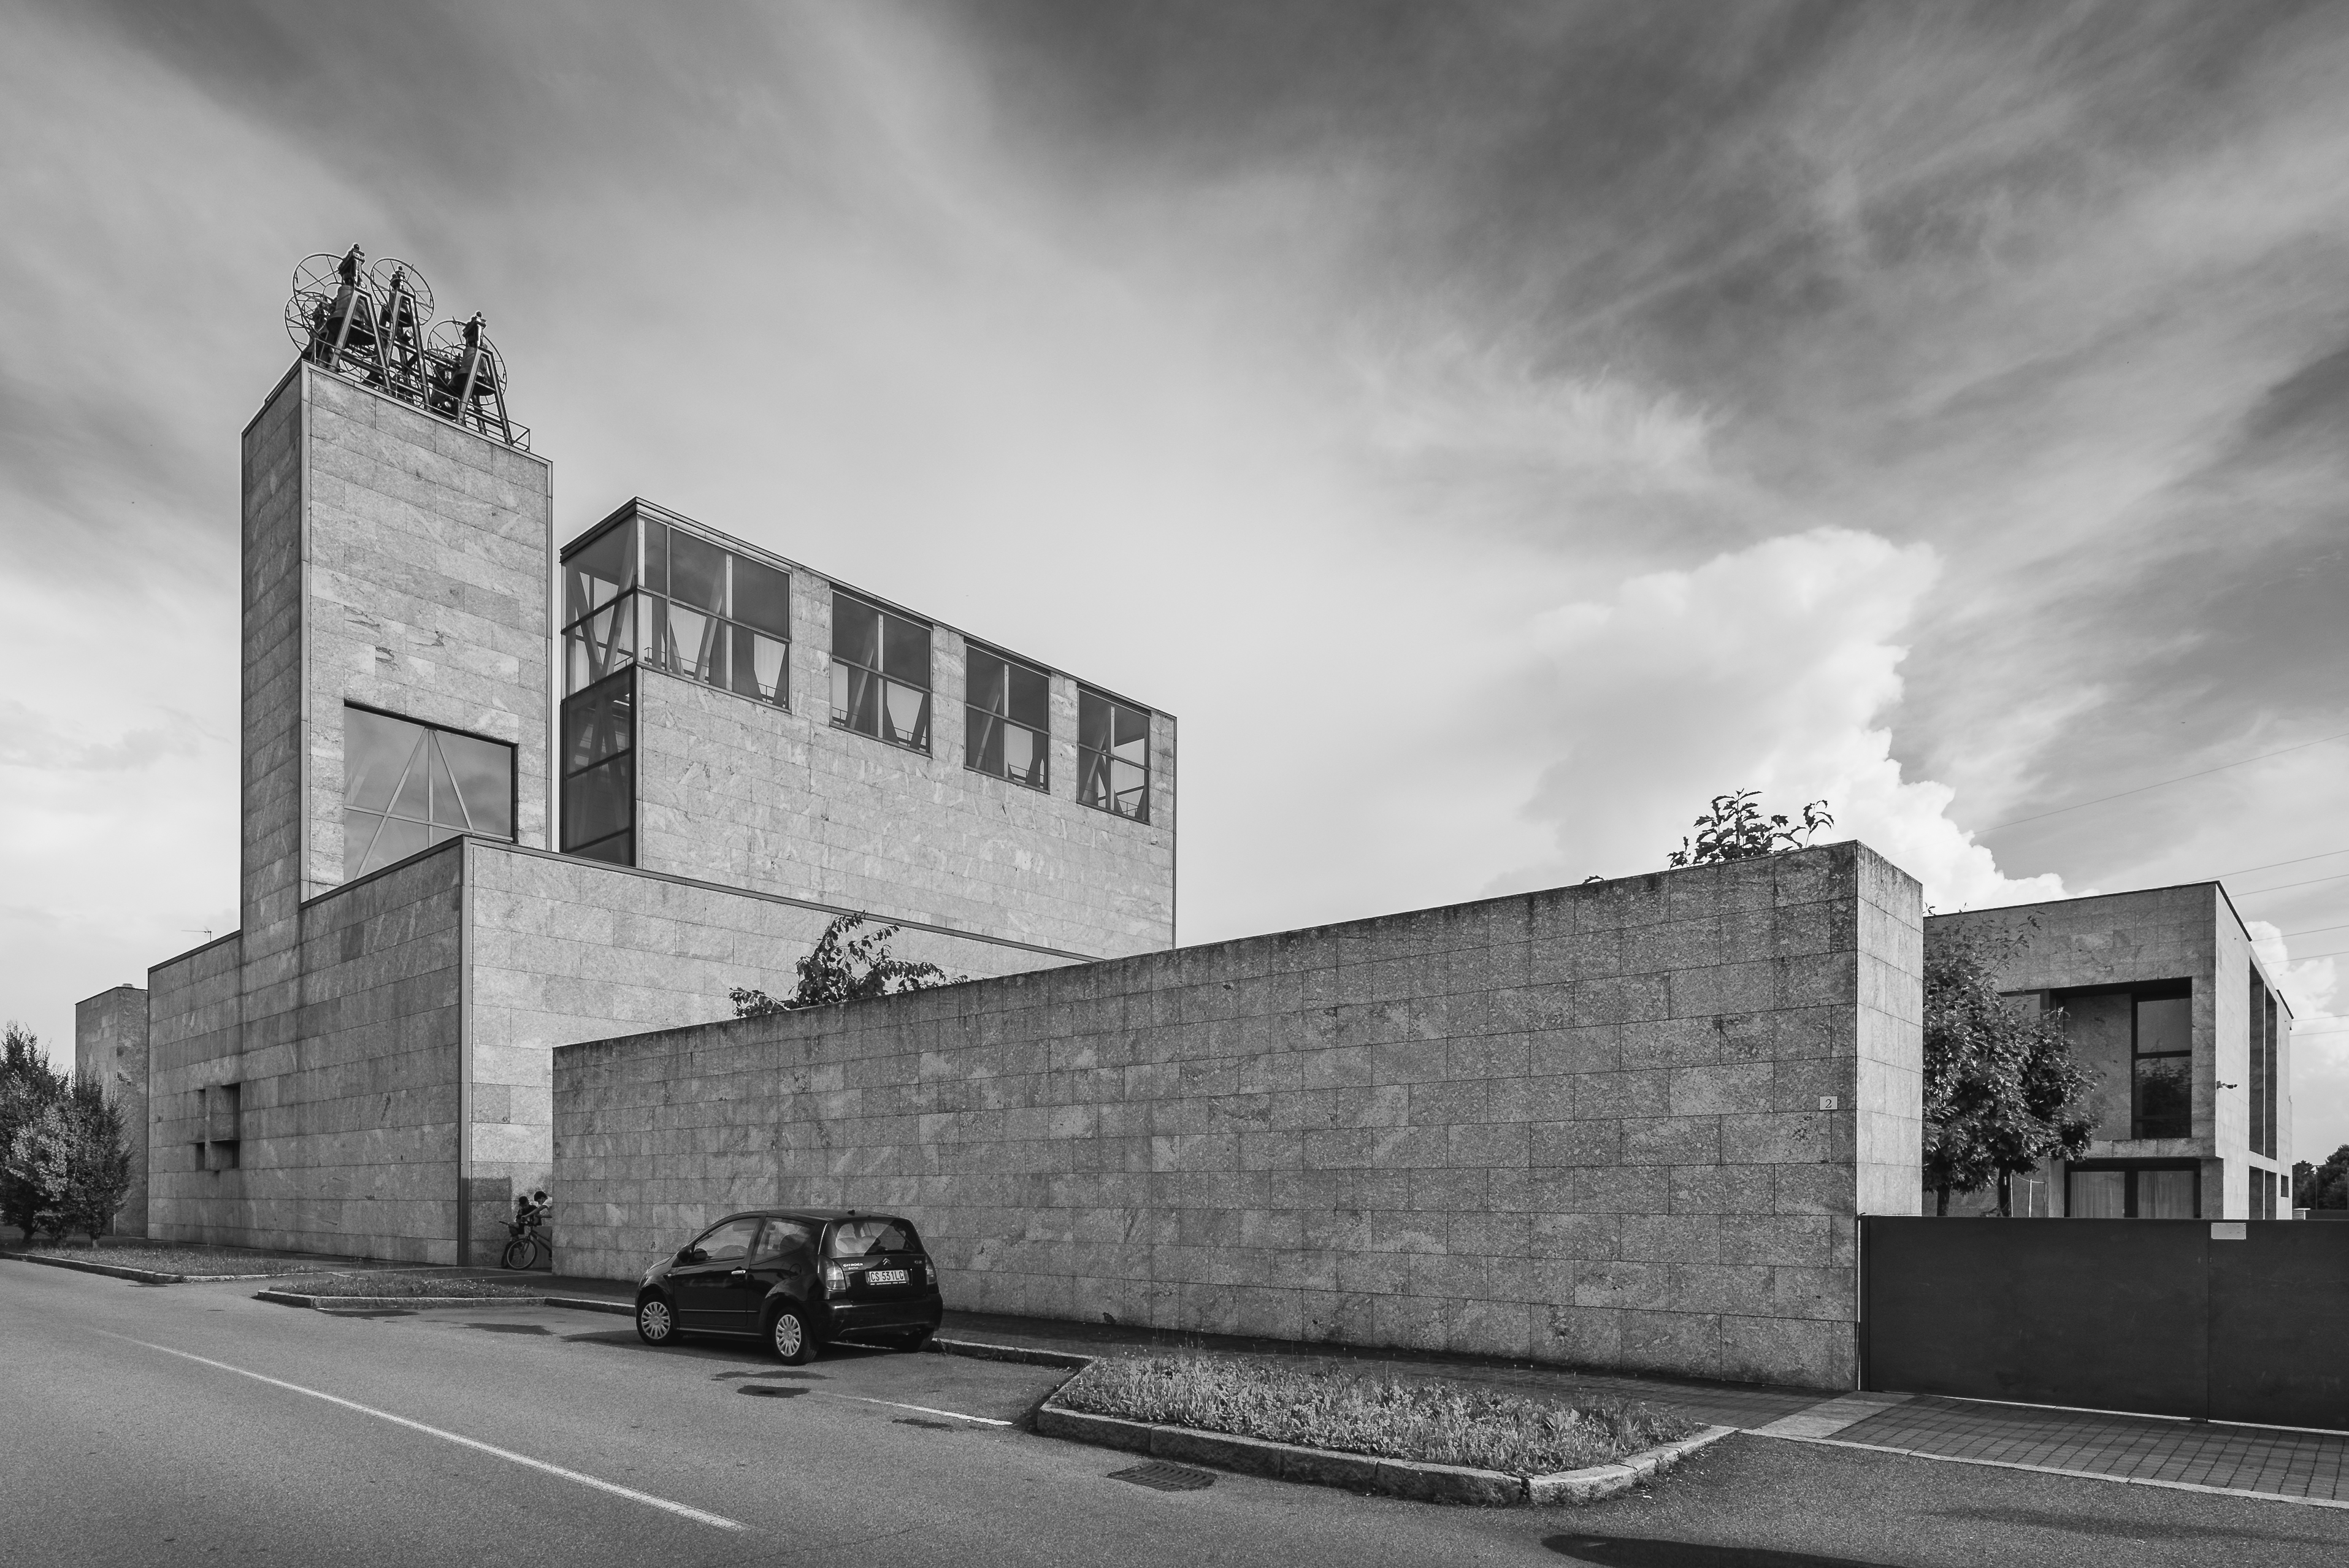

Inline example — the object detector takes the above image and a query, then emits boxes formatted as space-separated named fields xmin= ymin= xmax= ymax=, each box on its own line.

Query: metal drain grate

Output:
xmin=1109 ymin=1462 xmax=1217 ymax=1493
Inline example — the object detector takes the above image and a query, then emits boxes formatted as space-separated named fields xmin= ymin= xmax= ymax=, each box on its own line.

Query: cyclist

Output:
xmin=515 ymin=1189 xmax=550 ymax=1230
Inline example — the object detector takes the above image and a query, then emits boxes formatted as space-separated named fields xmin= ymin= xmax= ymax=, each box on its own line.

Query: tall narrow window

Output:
xmin=2259 ymin=982 xmax=2278 ymax=1160
xmin=966 ymin=646 xmax=1051 ymax=790
xmin=561 ymin=668 xmax=635 ymax=865
xmin=1078 ymin=689 xmax=1150 ymax=821
xmin=2131 ymin=989 xmax=2192 ymax=1140
xmin=342 ymin=706 xmax=515 ymax=879
xmin=830 ymin=593 xmax=930 ymax=752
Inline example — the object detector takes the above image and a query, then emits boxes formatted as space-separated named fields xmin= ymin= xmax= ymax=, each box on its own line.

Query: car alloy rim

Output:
xmin=774 ymin=1314 xmax=802 ymax=1356
xmin=641 ymin=1301 xmax=670 ymax=1339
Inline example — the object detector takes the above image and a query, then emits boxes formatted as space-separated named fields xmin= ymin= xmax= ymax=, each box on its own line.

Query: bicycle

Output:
xmin=500 ymin=1193 xmax=551 ymax=1271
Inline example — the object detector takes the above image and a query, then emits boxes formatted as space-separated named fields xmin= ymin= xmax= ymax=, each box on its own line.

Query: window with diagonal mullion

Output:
xmin=342 ymin=706 xmax=514 ymax=880
xmin=829 ymin=592 xmax=930 ymax=754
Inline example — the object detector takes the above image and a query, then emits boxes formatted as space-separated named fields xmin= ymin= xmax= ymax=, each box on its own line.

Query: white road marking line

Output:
xmin=820 ymin=1392 xmax=1011 ymax=1426
xmin=97 ymin=1331 xmax=745 ymax=1531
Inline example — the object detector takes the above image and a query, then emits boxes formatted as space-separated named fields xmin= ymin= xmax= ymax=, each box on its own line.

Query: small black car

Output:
xmin=634 ymin=1209 xmax=943 ymax=1363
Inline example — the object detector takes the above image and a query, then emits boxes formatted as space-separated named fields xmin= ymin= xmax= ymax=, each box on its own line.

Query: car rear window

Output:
xmin=827 ymin=1218 xmax=921 ymax=1258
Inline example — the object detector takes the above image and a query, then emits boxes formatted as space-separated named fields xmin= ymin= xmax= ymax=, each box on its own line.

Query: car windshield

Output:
xmin=827 ymin=1218 xmax=919 ymax=1258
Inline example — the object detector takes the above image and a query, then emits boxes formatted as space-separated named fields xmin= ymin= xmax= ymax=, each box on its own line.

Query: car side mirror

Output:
xmin=676 ymin=1246 xmax=700 ymax=1264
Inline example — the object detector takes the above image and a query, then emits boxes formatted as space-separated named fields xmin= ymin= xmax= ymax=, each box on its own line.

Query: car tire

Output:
xmin=635 ymin=1295 xmax=679 ymax=1347
xmin=768 ymin=1305 xmax=816 ymax=1365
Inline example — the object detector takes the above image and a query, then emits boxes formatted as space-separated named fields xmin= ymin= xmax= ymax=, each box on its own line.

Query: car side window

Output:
xmin=756 ymin=1219 xmax=816 ymax=1263
xmin=692 ymin=1218 xmax=762 ymax=1264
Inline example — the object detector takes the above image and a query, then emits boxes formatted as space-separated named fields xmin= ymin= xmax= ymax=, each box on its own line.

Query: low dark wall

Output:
xmin=1863 ymin=1217 xmax=2349 ymax=1426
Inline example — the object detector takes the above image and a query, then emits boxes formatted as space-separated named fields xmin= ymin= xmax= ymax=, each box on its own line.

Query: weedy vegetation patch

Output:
xmin=1054 ymin=1353 xmax=1698 ymax=1475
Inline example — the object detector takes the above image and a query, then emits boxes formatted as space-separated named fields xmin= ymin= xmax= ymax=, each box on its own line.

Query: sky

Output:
xmin=4 ymin=1 xmax=2348 ymax=1157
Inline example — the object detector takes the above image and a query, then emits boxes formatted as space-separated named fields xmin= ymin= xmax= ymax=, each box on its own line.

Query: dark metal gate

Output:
xmin=1861 ymin=1217 xmax=2349 ymax=1429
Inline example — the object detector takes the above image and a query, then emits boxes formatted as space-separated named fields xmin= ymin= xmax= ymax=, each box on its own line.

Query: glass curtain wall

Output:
xmin=1077 ymin=689 xmax=1150 ymax=821
xmin=560 ymin=514 xmax=792 ymax=707
xmin=342 ymin=705 xmax=515 ymax=879
xmin=561 ymin=669 xmax=635 ymax=864
xmin=966 ymin=645 xmax=1050 ymax=790
xmin=830 ymin=593 xmax=930 ymax=751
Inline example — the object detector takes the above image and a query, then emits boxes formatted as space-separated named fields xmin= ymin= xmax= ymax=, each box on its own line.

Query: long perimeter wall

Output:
xmin=555 ymin=843 xmax=1922 ymax=1389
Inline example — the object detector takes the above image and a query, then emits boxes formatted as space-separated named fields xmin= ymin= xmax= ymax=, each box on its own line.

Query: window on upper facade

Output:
xmin=342 ymin=705 xmax=515 ymax=880
xmin=560 ymin=668 xmax=635 ymax=865
xmin=559 ymin=514 xmax=791 ymax=710
xmin=830 ymin=593 xmax=931 ymax=752
xmin=1077 ymin=689 xmax=1149 ymax=822
xmin=966 ymin=646 xmax=1050 ymax=790
xmin=2131 ymin=985 xmax=2192 ymax=1141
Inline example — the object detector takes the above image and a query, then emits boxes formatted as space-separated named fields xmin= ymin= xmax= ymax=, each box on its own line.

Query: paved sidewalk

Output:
xmin=1801 ymin=1393 xmax=2349 ymax=1504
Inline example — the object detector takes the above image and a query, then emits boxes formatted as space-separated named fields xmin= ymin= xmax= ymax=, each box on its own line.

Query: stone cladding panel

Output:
xmin=556 ymin=843 xmax=1922 ymax=1390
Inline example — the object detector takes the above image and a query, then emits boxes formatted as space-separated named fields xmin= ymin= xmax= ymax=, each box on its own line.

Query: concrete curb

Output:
xmin=1034 ymin=1399 xmax=1736 ymax=1507
xmin=257 ymin=1288 xmax=550 ymax=1310
xmin=1526 ymin=1425 xmax=1738 ymax=1504
xmin=926 ymin=1336 xmax=1095 ymax=1371
xmin=255 ymin=1288 xmax=634 ymax=1315
xmin=6 ymin=1250 xmax=192 ymax=1283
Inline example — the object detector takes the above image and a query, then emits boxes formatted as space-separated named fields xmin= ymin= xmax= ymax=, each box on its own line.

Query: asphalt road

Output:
xmin=5 ymin=1261 xmax=2343 ymax=1568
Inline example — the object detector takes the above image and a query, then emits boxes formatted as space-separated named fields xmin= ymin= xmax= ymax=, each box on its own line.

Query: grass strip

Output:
xmin=1052 ymin=1353 xmax=1698 ymax=1476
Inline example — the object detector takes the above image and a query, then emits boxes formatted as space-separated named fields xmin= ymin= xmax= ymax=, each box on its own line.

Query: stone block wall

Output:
xmin=149 ymin=846 xmax=467 ymax=1260
xmin=556 ymin=843 xmax=1924 ymax=1390
xmin=299 ymin=367 xmax=554 ymax=896
xmin=621 ymin=503 xmax=1176 ymax=960
xmin=459 ymin=840 xmax=1083 ymax=1262
xmin=74 ymin=984 xmax=151 ymax=1237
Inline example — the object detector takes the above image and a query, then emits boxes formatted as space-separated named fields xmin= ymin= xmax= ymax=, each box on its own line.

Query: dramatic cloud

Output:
xmin=1 ymin=1 xmax=2343 ymax=1161
xmin=1502 ymin=527 xmax=2066 ymax=909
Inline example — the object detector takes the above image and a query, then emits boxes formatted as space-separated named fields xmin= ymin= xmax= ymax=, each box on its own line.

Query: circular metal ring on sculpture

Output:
xmin=366 ymin=257 xmax=435 ymax=329
xmin=284 ymin=289 xmax=334 ymax=352
xmin=426 ymin=321 xmax=508 ymax=400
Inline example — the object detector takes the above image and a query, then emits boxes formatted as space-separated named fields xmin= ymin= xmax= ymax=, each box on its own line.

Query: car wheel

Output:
xmin=768 ymin=1305 xmax=816 ymax=1365
xmin=635 ymin=1296 xmax=678 ymax=1346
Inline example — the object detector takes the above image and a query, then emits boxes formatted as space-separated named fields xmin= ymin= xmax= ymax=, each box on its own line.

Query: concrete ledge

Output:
xmin=4 ymin=1250 xmax=200 ymax=1284
xmin=1033 ymin=1399 xmax=1733 ymax=1506
xmin=1527 ymin=1425 xmax=1737 ymax=1504
xmin=254 ymin=1288 xmax=634 ymax=1315
xmin=928 ymin=1335 xmax=1095 ymax=1371
xmin=257 ymin=1289 xmax=546 ymax=1311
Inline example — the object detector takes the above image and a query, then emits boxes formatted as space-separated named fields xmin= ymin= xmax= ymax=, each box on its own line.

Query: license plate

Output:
xmin=867 ymin=1269 xmax=909 ymax=1287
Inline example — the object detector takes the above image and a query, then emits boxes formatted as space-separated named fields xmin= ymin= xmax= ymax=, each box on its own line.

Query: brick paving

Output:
xmin=1824 ymin=1393 xmax=2349 ymax=1502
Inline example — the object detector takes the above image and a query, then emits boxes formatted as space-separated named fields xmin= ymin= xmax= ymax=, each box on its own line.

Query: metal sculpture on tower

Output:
xmin=286 ymin=247 xmax=525 ymax=448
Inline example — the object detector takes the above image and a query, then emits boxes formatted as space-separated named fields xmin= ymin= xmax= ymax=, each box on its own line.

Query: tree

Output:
xmin=2295 ymin=1147 xmax=2349 ymax=1211
xmin=1 ymin=1022 xmax=69 ymax=1241
xmin=59 ymin=1070 xmax=134 ymax=1241
xmin=1923 ymin=925 xmax=2094 ymax=1217
xmin=1 ymin=1025 xmax=136 ymax=1242
xmin=730 ymin=914 xmax=957 ymax=1017
xmin=1666 ymin=789 xmax=1834 ymax=866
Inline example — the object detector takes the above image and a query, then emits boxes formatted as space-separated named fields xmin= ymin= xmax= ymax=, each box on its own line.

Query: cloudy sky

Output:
xmin=6 ymin=2 xmax=2348 ymax=1155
